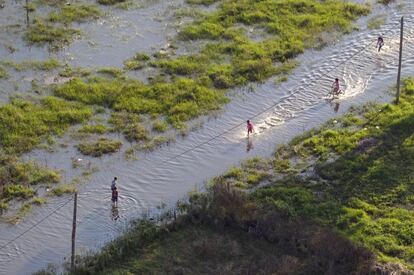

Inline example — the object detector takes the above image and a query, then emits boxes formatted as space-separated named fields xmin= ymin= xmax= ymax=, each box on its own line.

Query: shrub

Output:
xmin=77 ymin=138 xmax=122 ymax=157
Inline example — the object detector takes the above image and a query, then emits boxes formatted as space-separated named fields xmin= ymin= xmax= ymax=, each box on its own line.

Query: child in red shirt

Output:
xmin=247 ymin=120 xmax=254 ymax=137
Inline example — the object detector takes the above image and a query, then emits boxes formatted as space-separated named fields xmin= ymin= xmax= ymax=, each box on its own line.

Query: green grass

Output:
xmin=25 ymin=20 xmax=80 ymax=47
xmin=170 ymin=0 xmax=369 ymax=89
xmin=23 ymin=3 xmax=100 ymax=49
xmin=77 ymin=138 xmax=122 ymax=157
xmin=263 ymin=78 xmax=414 ymax=269
xmin=78 ymin=124 xmax=108 ymax=134
xmin=55 ymin=77 xmax=228 ymax=129
xmin=51 ymin=184 xmax=76 ymax=196
xmin=0 ymin=59 xmax=61 ymax=71
xmin=0 ymin=66 xmax=8 ymax=79
xmin=47 ymin=4 xmax=101 ymax=24
xmin=124 ymin=52 xmax=150 ymax=71
xmin=152 ymin=120 xmax=168 ymax=132
xmin=97 ymin=67 xmax=124 ymax=78
xmin=0 ymin=96 xmax=92 ymax=155
xmin=211 ymin=157 xmax=272 ymax=189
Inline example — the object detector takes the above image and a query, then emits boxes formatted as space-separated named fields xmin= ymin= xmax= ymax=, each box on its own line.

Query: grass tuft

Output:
xmin=77 ymin=138 xmax=122 ymax=157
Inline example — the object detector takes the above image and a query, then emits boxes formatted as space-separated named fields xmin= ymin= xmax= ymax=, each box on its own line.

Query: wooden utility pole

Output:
xmin=71 ymin=192 xmax=78 ymax=270
xmin=396 ymin=16 xmax=404 ymax=104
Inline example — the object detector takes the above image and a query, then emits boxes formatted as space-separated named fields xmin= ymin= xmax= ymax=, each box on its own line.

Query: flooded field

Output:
xmin=1 ymin=0 xmax=414 ymax=274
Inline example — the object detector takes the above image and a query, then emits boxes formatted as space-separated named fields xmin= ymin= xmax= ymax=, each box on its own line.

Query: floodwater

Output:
xmin=1 ymin=0 xmax=414 ymax=274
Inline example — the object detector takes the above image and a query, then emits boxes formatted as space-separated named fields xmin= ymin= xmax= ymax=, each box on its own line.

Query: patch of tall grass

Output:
xmin=0 ymin=155 xmax=60 ymax=209
xmin=0 ymin=96 xmax=92 ymax=154
xmin=77 ymin=138 xmax=122 ymax=157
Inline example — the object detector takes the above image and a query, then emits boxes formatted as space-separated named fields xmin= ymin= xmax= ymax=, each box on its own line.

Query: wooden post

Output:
xmin=71 ymin=192 xmax=78 ymax=270
xmin=25 ymin=0 xmax=29 ymax=26
xmin=396 ymin=16 xmax=404 ymax=105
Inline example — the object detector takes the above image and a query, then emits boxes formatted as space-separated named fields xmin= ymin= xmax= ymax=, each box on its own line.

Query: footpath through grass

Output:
xmin=63 ymin=80 xmax=414 ymax=274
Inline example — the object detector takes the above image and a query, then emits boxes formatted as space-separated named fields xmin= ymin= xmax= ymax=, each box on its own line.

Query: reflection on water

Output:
xmin=333 ymin=102 xmax=341 ymax=113
xmin=111 ymin=205 xmax=119 ymax=221
xmin=246 ymin=138 xmax=253 ymax=152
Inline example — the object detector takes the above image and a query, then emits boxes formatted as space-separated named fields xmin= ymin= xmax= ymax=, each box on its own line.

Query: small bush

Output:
xmin=77 ymin=138 xmax=122 ymax=157
xmin=51 ymin=184 xmax=76 ymax=196
xmin=79 ymin=124 xmax=108 ymax=134
xmin=25 ymin=21 xmax=80 ymax=47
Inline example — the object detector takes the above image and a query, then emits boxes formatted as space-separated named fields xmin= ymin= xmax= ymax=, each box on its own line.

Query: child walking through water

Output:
xmin=247 ymin=120 xmax=254 ymax=137
xmin=377 ymin=35 xmax=384 ymax=52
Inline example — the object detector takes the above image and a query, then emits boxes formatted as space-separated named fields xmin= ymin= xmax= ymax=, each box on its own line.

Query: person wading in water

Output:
xmin=247 ymin=120 xmax=254 ymax=137
xmin=377 ymin=35 xmax=384 ymax=52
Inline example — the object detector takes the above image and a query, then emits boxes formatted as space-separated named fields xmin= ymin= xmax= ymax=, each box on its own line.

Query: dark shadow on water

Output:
xmin=111 ymin=204 xmax=119 ymax=221
xmin=246 ymin=138 xmax=253 ymax=152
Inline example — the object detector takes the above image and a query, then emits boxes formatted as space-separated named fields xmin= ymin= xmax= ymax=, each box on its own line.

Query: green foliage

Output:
xmin=0 ymin=155 xmax=60 ymax=206
xmin=55 ymin=77 xmax=228 ymax=129
xmin=3 ymin=185 xmax=35 ymax=200
xmin=211 ymin=157 xmax=271 ymax=189
xmin=261 ymin=79 xmax=414 ymax=269
xmin=24 ymin=2 xmax=36 ymax=12
xmin=77 ymin=138 xmax=122 ymax=157
xmin=137 ymin=136 xmax=171 ymax=152
xmin=0 ymin=59 xmax=61 ymax=71
xmin=152 ymin=120 xmax=168 ymax=132
xmin=25 ymin=20 xmax=80 ymax=47
xmin=78 ymin=124 xmax=108 ymax=134
xmin=0 ymin=96 xmax=92 ymax=154
xmin=51 ymin=184 xmax=76 ymax=196
xmin=47 ymin=4 xmax=101 ymax=24
xmin=31 ymin=197 xmax=47 ymax=205
xmin=0 ymin=66 xmax=8 ymax=79
xmin=97 ymin=67 xmax=124 ymax=78
xmin=124 ymin=52 xmax=150 ymax=70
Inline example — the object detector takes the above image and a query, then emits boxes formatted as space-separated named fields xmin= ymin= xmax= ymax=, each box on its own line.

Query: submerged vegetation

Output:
xmin=24 ymin=3 xmax=101 ymax=48
xmin=0 ymin=59 xmax=61 ymax=71
xmin=77 ymin=138 xmax=122 ymax=157
xmin=55 ymin=77 xmax=228 ymax=129
xmin=70 ymin=79 xmax=414 ymax=273
xmin=0 ymin=155 xmax=60 ymax=211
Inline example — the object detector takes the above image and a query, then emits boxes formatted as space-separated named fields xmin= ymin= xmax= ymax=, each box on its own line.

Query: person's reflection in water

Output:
xmin=331 ymin=102 xmax=340 ymax=113
xmin=111 ymin=204 xmax=120 ymax=221
xmin=246 ymin=137 xmax=253 ymax=152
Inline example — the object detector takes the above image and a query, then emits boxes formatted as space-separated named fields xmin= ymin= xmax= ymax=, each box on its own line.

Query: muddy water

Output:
xmin=1 ymin=1 xmax=414 ymax=274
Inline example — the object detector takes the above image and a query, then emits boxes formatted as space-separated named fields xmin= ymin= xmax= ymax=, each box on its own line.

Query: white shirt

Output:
xmin=111 ymin=179 xmax=117 ymax=190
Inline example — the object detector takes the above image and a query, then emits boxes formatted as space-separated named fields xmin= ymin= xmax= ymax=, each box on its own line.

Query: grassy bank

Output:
xmin=64 ymin=78 xmax=414 ymax=273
